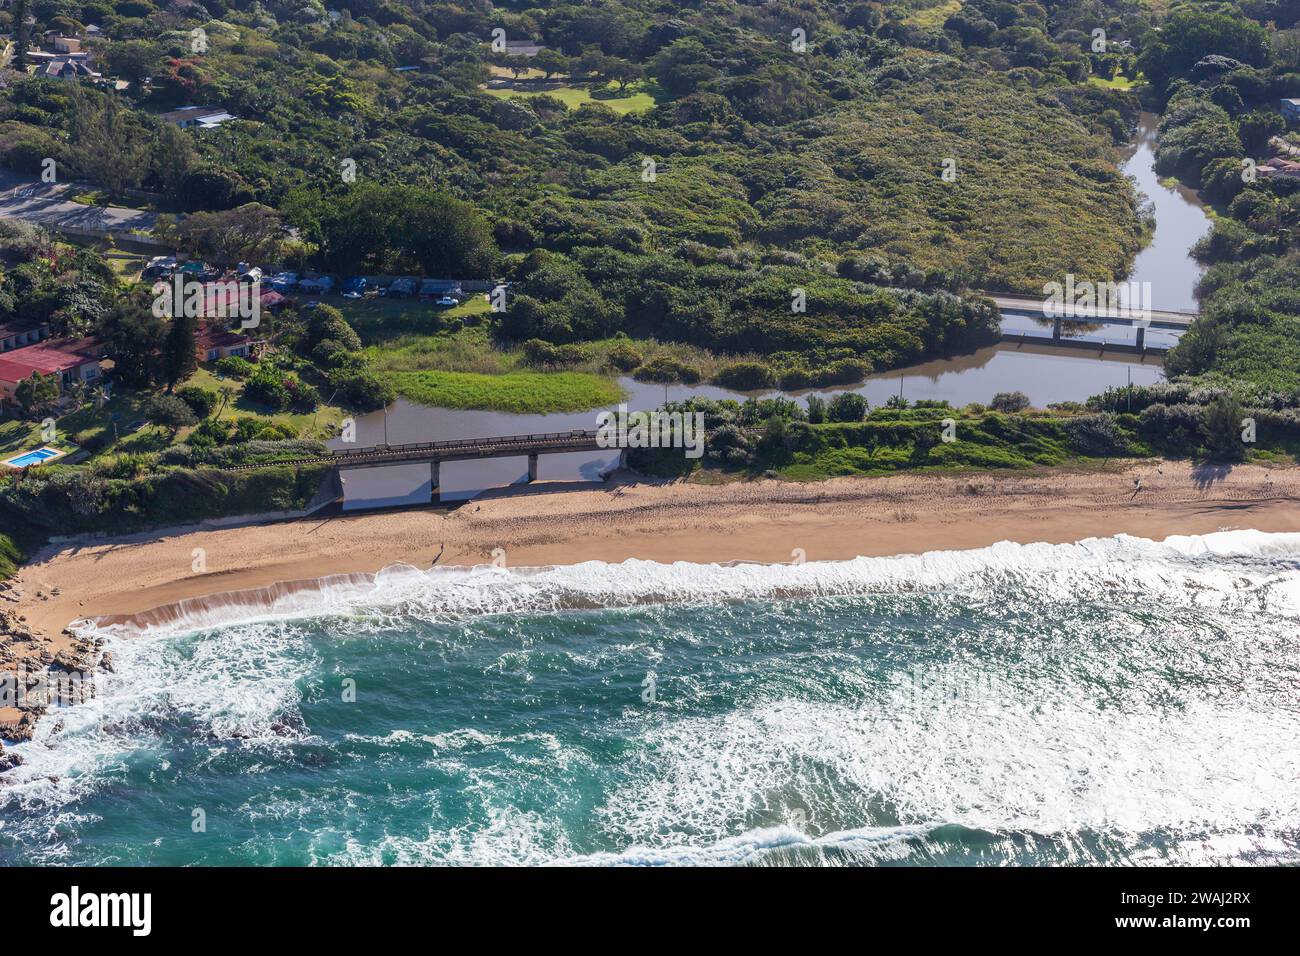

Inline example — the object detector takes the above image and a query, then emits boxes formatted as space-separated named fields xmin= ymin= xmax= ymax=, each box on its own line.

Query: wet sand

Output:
xmin=10 ymin=460 xmax=1300 ymax=636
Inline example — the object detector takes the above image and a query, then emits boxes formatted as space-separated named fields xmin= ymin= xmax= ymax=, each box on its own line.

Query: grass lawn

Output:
xmin=486 ymin=79 xmax=660 ymax=115
xmin=1088 ymin=73 xmax=1139 ymax=90
xmin=184 ymin=365 xmax=346 ymax=439
xmin=337 ymin=293 xmax=491 ymax=342
xmin=904 ymin=0 xmax=962 ymax=30
xmin=383 ymin=368 xmax=623 ymax=413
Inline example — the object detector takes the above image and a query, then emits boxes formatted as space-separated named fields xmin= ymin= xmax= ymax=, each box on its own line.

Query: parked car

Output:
xmin=269 ymin=271 xmax=299 ymax=292
xmin=435 ymin=296 xmax=459 ymax=307
xmin=238 ymin=265 xmax=264 ymax=283
xmin=341 ymin=277 xmax=368 ymax=299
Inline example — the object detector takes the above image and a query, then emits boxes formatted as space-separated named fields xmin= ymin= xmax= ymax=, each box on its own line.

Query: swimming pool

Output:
xmin=4 ymin=446 xmax=64 ymax=468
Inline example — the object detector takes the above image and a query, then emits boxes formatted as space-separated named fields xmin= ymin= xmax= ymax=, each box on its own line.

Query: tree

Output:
xmin=150 ymin=122 xmax=195 ymax=199
xmin=174 ymin=203 xmax=284 ymax=265
xmin=104 ymin=39 xmax=158 ymax=86
xmin=68 ymin=90 xmax=150 ymax=200
xmin=12 ymin=0 xmax=29 ymax=70
xmin=534 ymin=48 xmax=569 ymax=80
xmin=107 ymin=292 xmax=166 ymax=388
xmin=828 ymin=392 xmax=867 ymax=422
xmin=1200 ymin=394 xmax=1247 ymax=461
xmin=606 ymin=58 xmax=643 ymax=91
xmin=142 ymin=394 xmax=197 ymax=435
xmin=15 ymin=372 xmax=59 ymax=417
xmin=990 ymin=391 xmax=1031 ymax=413
xmin=161 ymin=313 xmax=198 ymax=390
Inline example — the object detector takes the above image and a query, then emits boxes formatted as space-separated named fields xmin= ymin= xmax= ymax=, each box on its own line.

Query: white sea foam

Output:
xmin=5 ymin=530 xmax=1299 ymax=865
xmin=72 ymin=529 xmax=1300 ymax=641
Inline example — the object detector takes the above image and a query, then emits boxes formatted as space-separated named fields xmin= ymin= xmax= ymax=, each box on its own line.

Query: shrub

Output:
xmin=714 ymin=361 xmax=775 ymax=390
xmin=1065 ymin=413 xmax=1129 ymax=456
xmin=142 ymin=394 xmax=197 ymax=430
xmin=806 ymin=395 xmax=826 ymax=424
xmin=633 ymin=356 xmax=702 ymax=384
xmin=828 ymin=392 xmax=868 ymax=422
xmin=522 ymin=339 xmax=589 ymax=368
xmin=605 ymin=342 xmax=643 ymax=372
xmin=327 ymin=368 xmax=395 ymax=412
xmin=1200 ymin=394 xmax=1247 ymax=461
xmin=176 ymin=385 xmax=218 ymax=418
xmin=215 ymin=356 xmax=255 ymax=379
xmin=990 ymin=391 xmax=1031 ymax=413
xmin=777 ymin=367 xmax=812 ymax=390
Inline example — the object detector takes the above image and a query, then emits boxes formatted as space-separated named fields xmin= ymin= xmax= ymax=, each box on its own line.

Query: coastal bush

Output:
xmin=806 ymin=395 xmax=826 ymax=424
xmin=1065 ymin=413 xmax=1129 ymax=457
xmin=176 ymin=386 xmax=218 ymax=419
xmin=633 ymin=357 xmax=702 ymax=384
xmin=142 ymin=395 xmax=197 ymax=432
xmin=827 ymin=393 xmax=868 ymax=423
xmin=0 ymin=532 xmax=20 ymax=580
xmin=990 ymin=391 xmax=1032 ymax=413
xmin=214 ymin=356 xmax=255 ymax=379
xmin=714 ymin=362 xmax=775 ymax=391
xmin=605 ymin=342 xmax=643 ymax=372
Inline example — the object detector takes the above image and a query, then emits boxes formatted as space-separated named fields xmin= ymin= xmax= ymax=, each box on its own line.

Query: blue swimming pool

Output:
xmin=5 ymin=447 xmax=62 ymax=468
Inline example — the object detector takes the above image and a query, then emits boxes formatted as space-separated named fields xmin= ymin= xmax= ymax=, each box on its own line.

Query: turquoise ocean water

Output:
xmin=2 ymin=530 xmax=1298 ymax=866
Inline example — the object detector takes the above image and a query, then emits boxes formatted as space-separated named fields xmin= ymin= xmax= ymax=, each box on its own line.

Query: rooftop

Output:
xmin=0 ymin=338 xmax=101 ymax=379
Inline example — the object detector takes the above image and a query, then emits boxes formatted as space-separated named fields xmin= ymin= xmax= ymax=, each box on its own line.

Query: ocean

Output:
xmin=2 ymin=530 xmax=1298 ymax=866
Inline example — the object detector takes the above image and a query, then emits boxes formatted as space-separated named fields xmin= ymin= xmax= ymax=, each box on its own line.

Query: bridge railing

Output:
xmin=335 ymin=429 xmax=600 ymax=460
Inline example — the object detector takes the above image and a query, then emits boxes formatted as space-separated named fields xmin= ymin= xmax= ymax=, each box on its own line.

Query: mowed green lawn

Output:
xmin=485 ymin=80 xmax=660 ymax=115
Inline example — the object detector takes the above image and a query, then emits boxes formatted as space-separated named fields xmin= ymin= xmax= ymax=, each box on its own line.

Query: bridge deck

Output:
xmin=222 ymin=430 xmax=605 ymax=472
xmin=990 ymin=294 xmax=1198 ymax=328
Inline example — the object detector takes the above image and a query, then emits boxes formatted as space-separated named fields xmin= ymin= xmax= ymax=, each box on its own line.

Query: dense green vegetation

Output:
xmin=0 ymin=0 xmax=1154 ymax=388
xmin=635 ymin=382 xmax=1300 ymax=480
xmin=1 ymin=0 xmax=1298 ymax=544
xmin=1140 ymin=3 xmax=1300 ymax=394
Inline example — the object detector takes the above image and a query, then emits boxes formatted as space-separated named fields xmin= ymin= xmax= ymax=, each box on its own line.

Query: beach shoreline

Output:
xmin=9 ymin=460 xmax=1300 ymax=638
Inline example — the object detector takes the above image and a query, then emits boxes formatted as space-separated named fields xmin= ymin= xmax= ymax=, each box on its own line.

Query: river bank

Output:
xmin=8 ymin=460 xmax=1300 ymax=641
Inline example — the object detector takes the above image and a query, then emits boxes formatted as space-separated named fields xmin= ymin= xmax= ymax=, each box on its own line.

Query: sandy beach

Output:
xmin=9 ymin=459 xmax=1300 ymax=637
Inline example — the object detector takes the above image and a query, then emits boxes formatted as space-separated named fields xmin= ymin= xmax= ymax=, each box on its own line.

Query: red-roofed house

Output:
xmin=1258 ymin=156 xmax=1300 ymax=180
xmin=0 ymin=338 xmax=104 ymax=404
xmin=197 ymin=324 xmax=252 ymax=363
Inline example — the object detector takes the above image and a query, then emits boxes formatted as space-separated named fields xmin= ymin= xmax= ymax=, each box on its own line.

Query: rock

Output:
xmin=99 ymin=651 xmax=115 ymax=674
xmin=0 ymin=742 xmax=21 ymax=772
xmin=0 ymin=711 xmax=38 ymax=743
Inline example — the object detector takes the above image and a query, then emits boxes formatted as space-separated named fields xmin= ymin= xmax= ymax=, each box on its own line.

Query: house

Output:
xmin=197 ymin=325 xmax=252 ymax=362
xmin=158 ymin=106 xmax=236 ymax=129
xmin=1257 ymin=156 xmax=1300 ymax=180
xmin=38 ymin=58 xmax=101 ymax=81
xmin=0 ymin=319 xmax=49 ymax=354
xmin=504 ymin=40 xmax=545 ymax=57
xmin=0 ymin=338 xmax=103 ymax=404
xmin=51 ymin=35 xmax=82 ymax=54
xmin=1282 ymin=99 xmax=1300 ymax=125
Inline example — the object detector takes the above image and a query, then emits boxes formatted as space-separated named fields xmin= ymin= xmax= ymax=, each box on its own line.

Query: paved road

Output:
xmin=0 ymin=170 xmax=158 ymax=236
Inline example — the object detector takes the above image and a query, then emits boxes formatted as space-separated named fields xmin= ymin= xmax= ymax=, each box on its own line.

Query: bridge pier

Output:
xmin=1135 ymin=326 xmax=1146 ymax=351
xmin=527 ymin=453 xmax=538 ymax=483
xmin=1052 ymin=317 xmax=1062 ymax=341
xmin=430 ymin=460 xmax=440 ymax=502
